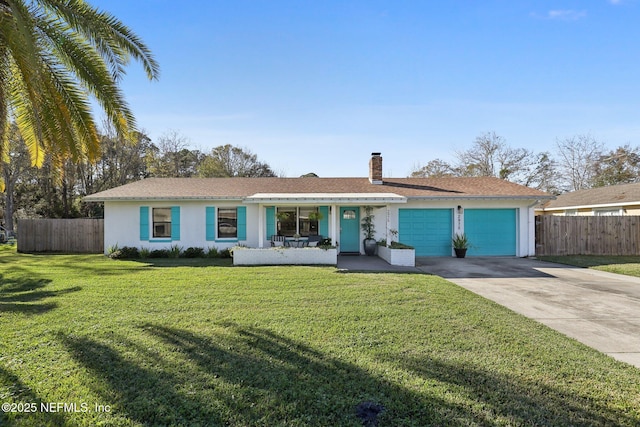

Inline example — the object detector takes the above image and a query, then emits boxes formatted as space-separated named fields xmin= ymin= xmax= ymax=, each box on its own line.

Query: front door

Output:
xmin=339 ymin=207 xmax=360 ymax=253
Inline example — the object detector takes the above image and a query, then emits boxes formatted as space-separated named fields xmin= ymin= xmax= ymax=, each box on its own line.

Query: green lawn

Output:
xmin=538 ymin=255 xmax=640 ymax=278
xmin=1 ymin=247 xmax=639 ymax=426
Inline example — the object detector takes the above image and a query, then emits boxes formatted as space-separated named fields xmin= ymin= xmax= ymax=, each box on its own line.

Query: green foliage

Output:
xmin=360 ymin=206 xmax=376 ymax=240
xmin=197 ymin=144 xmax=277 ymax=177
xmin=206 ymin=246 xmax=219 ymax=258
xmin=108 ymin=245 xmax=139 ymax=260
xmin=149 ymin=249 xmax=170 ymax=258
xmin=183 ymin=247 xmax=205 ymax=258
xmin=219 ymin=248 xmax=232 ymax=258
xmin=139 ymin=247 xmax=151 ymax=259
xmin=452 ymin=233 xmax=470 ymax=249
xmin=169 ymin=244 xmax=183 ymax=258
xmin=0 ymin=250 xmax=639 ymax=425
xmin=389 ymin=242 xmax=414 ymax=250
xmin=0 ymin=0 xmax=159 ymax=167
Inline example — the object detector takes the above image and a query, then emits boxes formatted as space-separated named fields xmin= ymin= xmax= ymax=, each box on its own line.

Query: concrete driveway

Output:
xmin=418 ymin=257 xmax=640 ymax=368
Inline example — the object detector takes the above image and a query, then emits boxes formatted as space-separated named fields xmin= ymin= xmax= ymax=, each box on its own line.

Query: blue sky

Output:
xmin=92 ymin=0 xmax=640 ymax=177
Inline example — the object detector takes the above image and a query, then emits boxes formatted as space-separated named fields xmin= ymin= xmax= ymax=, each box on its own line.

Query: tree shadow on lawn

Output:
xmin=58 ymin=322 xmax=640 ymax=426
xmin=59 ymin=323 xmax=488 ymax=426
xmin=0 ymin=365 xmax=68 ymax=426
xmin=0 ymin=274 xmax=80 ymax=315
xmin=382 ymin=353 xmax=639 ymax=426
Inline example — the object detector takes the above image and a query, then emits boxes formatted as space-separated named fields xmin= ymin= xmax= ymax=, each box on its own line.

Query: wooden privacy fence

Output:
xmin=536 ymin=216 xmax=640 ymax=256
xmin=17 ymin=218 xmax=104 ymax=253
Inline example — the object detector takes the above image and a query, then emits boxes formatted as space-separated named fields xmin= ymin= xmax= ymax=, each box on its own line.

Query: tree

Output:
xmin=555 ymin=134 xmax=604 ymax=191
xmin=523 ymin=152 xmax=561 ymax=195
xmin=1 ymin=123 xmax=31 ymax=232
xmin=410 ymin=159 xmax=455 ymax=178
xmin=454 ymin=132 xmax=536 ymax=185
xmin=591 ymin=144 xmax=640 ymax=188
xmin=0 ymin=0 xmax=159 ymax=167
xmin=198 ymin=145 xmax=276 ymax=177
xmin=146 ymin=130 xmax=202 ymax=177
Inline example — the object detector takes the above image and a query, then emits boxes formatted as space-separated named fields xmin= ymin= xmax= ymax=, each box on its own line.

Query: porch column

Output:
xmin=330 ymin=205 xmax=338 ymax=248
xmin=386 ymin=204 xmax=391 ymax=244
xmin=258 ymin=204 xmax=264 ymax=248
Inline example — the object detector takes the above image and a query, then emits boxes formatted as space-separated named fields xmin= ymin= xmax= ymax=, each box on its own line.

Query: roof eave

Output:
xmin=84 ymin=196 xmax=245 ymax=202
xmin=407 ymin=195 xmax=555 ymax=201
xmin=537 ymin=200 xmax=640 ymax=211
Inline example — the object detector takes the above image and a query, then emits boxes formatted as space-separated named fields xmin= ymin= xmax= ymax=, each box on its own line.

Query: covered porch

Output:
xmin=243 ymin=192 xmax=407 ymax=254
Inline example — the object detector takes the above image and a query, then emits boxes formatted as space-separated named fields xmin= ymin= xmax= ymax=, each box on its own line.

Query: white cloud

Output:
xmin=545 ymin=9 xmax=587 ymax=20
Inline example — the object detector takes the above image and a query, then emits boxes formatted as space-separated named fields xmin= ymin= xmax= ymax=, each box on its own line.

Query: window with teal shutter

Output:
xmin=139 ymin=206 xmax=149 ymax=241
xmin=237 ymin=206 xmax=247 ymax=240
xmin=171 ymin=206 xmax=180 ymax=241
xmin=205 ymin=207 xmax=215 ymax=241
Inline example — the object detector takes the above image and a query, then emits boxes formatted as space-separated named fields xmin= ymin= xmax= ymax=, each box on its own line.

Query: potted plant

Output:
xmin=361 ymin=206 xmax=377 ymax=256
xmin=307 ymin=210 xmax=324 ymax=221
xmin=452 ymin=233 xmax=470 ymax=258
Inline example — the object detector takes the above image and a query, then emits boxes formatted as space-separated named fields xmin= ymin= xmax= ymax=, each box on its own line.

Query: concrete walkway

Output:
xmin=418 ymin=257 xmax=640 ymax=368
xmin=337 ymin=255 xmax=421 ymax=273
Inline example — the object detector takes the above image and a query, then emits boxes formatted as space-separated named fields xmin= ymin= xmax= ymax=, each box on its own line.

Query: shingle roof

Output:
xmin=541 ymin=182 xmax=640 ymax=210
xmin=84 ymin=176 xmax=551 ymax=201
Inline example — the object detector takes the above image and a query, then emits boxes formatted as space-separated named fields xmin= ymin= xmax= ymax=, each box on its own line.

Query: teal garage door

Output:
xmin=399 ymin=209 xmax=453 ymax=256
xmin=465 ymin=209 xmax=517 ymax=256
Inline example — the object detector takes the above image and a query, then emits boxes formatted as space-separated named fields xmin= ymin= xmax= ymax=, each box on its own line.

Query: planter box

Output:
xmin=377 ymin=245 xmax=415 ymax=267
xmin=233 ymin=247 xmax=337 ymax=266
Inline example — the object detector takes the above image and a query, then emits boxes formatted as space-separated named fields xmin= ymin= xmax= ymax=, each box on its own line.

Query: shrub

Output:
xmin=109 ymin=246 xmax=139 ymax=259
xmin=139 ymin=247 xmax=151 ymax=259
xmin=169 ymin=244 xmax=183 ymax=258
xmin=183 ymin=247 xmax=205 ymax=258
xmin=149 ymin=249 xmax=170 ymax=258
xmin=219 ymin=248 xmax=232 ymax=258
xmin=206 ymin=247 xmax=219 ymax=258
xmin=389 ymin=242 xmax=414 ymax=250
xmin=318 ymin=238 xmax=336 ymax=250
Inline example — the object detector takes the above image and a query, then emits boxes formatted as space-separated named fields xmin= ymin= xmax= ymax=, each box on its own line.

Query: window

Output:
xmin=342 ymin=209 xmax=356 ymax=219
xmin=218 ymin=208 xmax=238 ymax=238
xmin=276 ymin=207 xmax=319 ymax=237
xmin=153 ymin=208 xmax=172 ymax=238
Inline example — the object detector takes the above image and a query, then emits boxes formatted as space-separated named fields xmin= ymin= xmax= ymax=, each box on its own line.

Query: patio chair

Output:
xmin=306 ymin=235 xmax=323 ymax=247
xmin=270 ymin=235 xmax=287 ymax=247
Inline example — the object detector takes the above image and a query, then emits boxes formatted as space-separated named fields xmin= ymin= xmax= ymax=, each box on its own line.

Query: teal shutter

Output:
xmin=139 ymin=206 xmax=149 ymax=241
xmin=206 ymin=207 xmax=216 ymax=241
xmin=171 ymin=206 xmax=181 ymax=241
xmin=319 ymin=206 xmax=329 ymax=237
xmin=237 ymin=206 xmax=247 ymax=240
xmin=266 ymin=207 xmax=275 ymax=239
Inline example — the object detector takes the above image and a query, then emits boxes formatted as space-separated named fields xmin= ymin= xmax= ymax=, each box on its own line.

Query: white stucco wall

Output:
xmin=103 ymin=199 xmax=538 ymax=257
xmin=103 ymin=200 xmax=258 ymax=253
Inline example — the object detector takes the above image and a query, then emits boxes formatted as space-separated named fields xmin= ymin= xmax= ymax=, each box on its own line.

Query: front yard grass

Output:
xmin=538 ymin=255 xmax=640 ymax=278
xmin=1 ymin=246 xmax=639 ymax=426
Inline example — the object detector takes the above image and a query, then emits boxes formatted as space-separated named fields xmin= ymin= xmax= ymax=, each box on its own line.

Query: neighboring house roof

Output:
xmin=84 ymin=176 xmax=552 ymax=202
xmin=540 ymin=182 xmax=640 ymax=212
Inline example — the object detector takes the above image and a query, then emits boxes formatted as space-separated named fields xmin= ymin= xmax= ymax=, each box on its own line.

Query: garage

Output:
xmin=464 ymin=209 xmax=517 ymax=256
xmin=399 ymin=209 xmax=453 ymax=256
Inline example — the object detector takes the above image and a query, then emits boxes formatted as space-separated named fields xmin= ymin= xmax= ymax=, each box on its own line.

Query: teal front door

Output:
xmin=340 ymin=207 xmax=360 ymax=253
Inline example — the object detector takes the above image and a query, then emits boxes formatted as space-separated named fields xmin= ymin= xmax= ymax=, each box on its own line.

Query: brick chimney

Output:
xmin=369 ymin=152 xmax=383 ymax=184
